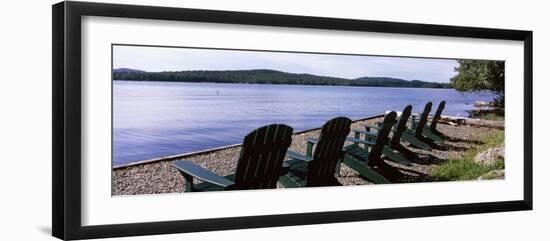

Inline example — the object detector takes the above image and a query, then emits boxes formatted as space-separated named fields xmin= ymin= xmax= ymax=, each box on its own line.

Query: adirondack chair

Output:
xmin=278 ymin=117 xmax=351 ymax=188
xmin=172 ymin=124 xmax=293 ymax=192
xmin=342 ymin=111 xmax=399 ymax=183
xmin=359 ymin=105 xmax=418 ymax=164
xmin=405 ymin=102 xmax=434 ymax=149
xmin=370 ymin=103 xmax=432 ymax=150
xmin=421 ymin=101 xmax=446 ymax=143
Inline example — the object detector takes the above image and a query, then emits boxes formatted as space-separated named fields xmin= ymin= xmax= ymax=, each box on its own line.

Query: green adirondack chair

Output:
xmin=405 ymin=102 xmax=434 ymax=149
xmin=387 ymin=105 xmax=420 ymax=160
xmin=357 ymin=105 xmax=414 ymax=165
xmin=341 ymin=111 xmax=398 ymax=184
xmin=371 ymin=104 xmax=433 ymax=151
xmin=172 ymin=124 xmax=293 ymax=192
xmin=278 ymin=117 xmax=351 ymax=188
xmin=421 ymin=101 xmax=446 ymax=143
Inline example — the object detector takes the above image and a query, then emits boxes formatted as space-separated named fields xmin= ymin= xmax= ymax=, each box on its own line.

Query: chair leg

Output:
xmin=334 ymin=158 xmax=342 ymax=177
xmin=182 ymin=173 xmax=194 ymax=192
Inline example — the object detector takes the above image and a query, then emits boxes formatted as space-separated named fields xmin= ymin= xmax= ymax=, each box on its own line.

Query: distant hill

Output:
xmin=355 ymin=77 xmax=450 ymax=88
xmin=113 ymin=68 xmax=146 ymax=73
xmin=112 ymin=69 xmax=450 ymax=88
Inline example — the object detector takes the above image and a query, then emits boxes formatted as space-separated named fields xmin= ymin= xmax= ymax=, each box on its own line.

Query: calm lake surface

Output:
xmin=113 ymin=81 xmax=494 ymax=166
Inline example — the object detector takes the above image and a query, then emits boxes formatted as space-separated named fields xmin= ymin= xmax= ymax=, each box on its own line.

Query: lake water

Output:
xmin=113 ymin=81 xmax=494 ymax=166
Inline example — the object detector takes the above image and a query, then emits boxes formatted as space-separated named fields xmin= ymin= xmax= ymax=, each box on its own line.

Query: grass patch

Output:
xmin=431 ymin=159 xmax=504 ymax=181
xmin=430 ymin=130 xmax=504 ymax=181
xmin=479 ymin=113 xmax=505 ymax=121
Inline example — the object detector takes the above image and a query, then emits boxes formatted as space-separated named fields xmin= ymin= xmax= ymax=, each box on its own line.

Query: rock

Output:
xmin=463 ymin=118 xmax=505 ymax=129
xmin=474 ymin=144 xmax=504 ymax=165
xmin=474 ymin=101 xmax=494 ymax=107
xmin=478 ymin=169 xmax=505 ymax=180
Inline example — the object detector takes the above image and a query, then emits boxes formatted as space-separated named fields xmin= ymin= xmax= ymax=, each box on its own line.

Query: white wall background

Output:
xmin=0 ymin=0 xmax=547 ymax=240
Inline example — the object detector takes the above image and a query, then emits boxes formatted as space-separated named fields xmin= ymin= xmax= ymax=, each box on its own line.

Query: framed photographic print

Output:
xmin=52 ymin=1 xmax=533 ymax=240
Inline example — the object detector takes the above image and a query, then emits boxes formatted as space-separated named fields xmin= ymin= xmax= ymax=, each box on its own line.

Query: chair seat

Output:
xmin=401 ymin=131 xmax=431 ymax=150
xmin=342 ymin=145 xmax=391 ymax=184
xmin=343 ymin=144 xmax=370 ymax=164
xmin=279 ymin=158 xmax=342 ymax=187
xmin=422 ymin=128 xmax=444 ymax=143
xmin=279 ymin=159 xmax=308 ymax=188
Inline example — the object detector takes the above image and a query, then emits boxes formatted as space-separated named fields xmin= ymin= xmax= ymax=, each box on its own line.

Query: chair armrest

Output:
xmin=409 ymin=114 xmax=421 ymax=122
xmin=365 ymin=124 xmax=381 ymax=130
xmin=353 ymin=129 xmax=378 ymax=137
xmin=346 ymin=136 xmax=376 ymax=146
xmin=305 ymin=137 xmax=318 ymax=144
xmin=304 ymin=137 xmax=318 ymax=157
xmin=172 ymin=160 xmax=235 ymax=188
xmin=286 ymin=150 xmax=313 ymax=162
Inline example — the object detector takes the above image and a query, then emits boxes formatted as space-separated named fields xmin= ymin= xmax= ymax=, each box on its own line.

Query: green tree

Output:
xmin=450 ymin=60 xmax=505 ymax=107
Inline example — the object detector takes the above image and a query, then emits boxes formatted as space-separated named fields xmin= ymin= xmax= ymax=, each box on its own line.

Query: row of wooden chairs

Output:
xmin=172 ymin=101 xmax=446 ymax=192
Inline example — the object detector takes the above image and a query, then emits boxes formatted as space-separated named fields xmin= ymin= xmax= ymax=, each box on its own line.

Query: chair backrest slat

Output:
xmin=415 ymin=102 xmax=432 ymax=137
xmin=233 ymin=124 xmax=293 ymax=189
xmin=307 ymin=117 xmax=351 ymax=184
xmin=430 ymin=101 xmax=446 ymax=130
xmin=370 ymin=112 xmax=397 ymax=163
xmin=391 ymin=105 xmax=412 ymax=146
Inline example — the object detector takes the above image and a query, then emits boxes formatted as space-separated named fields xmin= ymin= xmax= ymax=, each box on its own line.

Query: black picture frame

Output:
xmin=52 ymin=1 xmax=533 ymax=240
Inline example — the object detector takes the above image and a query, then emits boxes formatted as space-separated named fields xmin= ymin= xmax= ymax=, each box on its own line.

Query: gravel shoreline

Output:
xmin=113 ymin=117 xmax=503 ymax=195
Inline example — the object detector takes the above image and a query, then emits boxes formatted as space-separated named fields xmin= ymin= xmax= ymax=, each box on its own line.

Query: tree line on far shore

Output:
xmin=112 ymin=69 xmax=451 ymax=89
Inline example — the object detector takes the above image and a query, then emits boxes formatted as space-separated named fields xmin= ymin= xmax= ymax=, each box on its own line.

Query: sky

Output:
xmin=113 ymin=45 xmax=460 ymax=83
